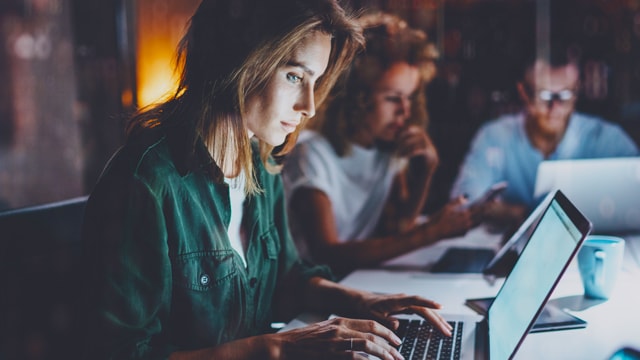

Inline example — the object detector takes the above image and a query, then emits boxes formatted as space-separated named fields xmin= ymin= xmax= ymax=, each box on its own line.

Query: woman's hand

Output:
xmin=352 ymin=292 xmax=453 ymax=337
xmin=479 ymin=200 xmax=528 ymax=230
xmin=423 ymin=196 xmax=477 ymax=241
xmin=266 ymin=317 xmax=404 ymax=360
xmin=395 ymin=125 xmax=439 ymax=170
xmin=297 ymin=279 xmax=453 ymax=359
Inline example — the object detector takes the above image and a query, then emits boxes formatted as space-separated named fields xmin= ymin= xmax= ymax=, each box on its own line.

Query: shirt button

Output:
xmin=249 ymin=277 xmax=258 ymax=288
xmin=200 ymin=274 xmax=210 ymax=286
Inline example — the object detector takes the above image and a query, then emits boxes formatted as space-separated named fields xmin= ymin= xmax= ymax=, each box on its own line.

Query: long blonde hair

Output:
xmin=126 ymin=0 xmax=364 ymax=194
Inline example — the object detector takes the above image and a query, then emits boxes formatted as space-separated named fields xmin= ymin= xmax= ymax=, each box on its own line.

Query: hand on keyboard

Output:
xmin=271 ymin=316 xmax=405 ymax=359
xmin=354 ymin=292 xmax=453 ymax=338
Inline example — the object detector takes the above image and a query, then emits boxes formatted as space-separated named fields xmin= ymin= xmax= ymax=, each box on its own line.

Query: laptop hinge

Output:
xmin=475 ymin=319 xmax=489 ymax=360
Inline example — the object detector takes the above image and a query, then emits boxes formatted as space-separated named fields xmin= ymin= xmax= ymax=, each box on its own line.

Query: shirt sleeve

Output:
xmin=274 ymin=171 xmax=334 ymax=280
xmin=82 ymin=175 xmax=176 ymax=360
xmin=269 ymin=167 xmax=335 ymax=318
xmin=591 ymin=122 xmax=640 ymax=157
xmin=450 ymin=122 xmax=507 ymax=203
xmin=282 ymin=138 xmax=335 ymax=200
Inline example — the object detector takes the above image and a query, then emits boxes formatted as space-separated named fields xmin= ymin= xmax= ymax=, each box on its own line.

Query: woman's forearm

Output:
xmin=169 ymin=335 xmax=272 ymax=360
xmin=402 ymin=157 xmax=435 ymax=221
xmin=302 ymin=276 xmax=367 ymax=317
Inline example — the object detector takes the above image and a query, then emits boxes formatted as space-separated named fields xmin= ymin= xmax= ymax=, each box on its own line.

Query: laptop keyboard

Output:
xmin=395 ymin=319 xmax=463 ymax=360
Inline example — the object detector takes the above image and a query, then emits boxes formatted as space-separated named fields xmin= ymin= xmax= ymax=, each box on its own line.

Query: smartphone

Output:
xmin=465 ymin=181 xmax=508 ymax=209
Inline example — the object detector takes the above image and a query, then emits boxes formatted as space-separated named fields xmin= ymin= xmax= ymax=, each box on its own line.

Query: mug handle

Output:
xmin=593 ymin=250 xmax=606 ymax=287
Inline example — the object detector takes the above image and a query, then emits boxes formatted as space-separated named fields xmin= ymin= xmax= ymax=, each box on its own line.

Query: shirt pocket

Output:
xmin=174 ymin=250 xmax=238 ymax=291
xmin=172 ymin=250 xmax=244 ymax=344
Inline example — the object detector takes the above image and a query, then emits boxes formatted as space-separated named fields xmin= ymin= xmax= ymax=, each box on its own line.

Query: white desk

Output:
xmin=285 ymin=227 xmax=640 ymax=359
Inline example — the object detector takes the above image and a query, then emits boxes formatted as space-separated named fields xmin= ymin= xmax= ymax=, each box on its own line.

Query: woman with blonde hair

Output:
xmin=81 ymin=1 xmax=453 ymax=359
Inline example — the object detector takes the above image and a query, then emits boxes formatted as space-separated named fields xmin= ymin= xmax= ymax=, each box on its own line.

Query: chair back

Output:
xmin=0 ymin=196 xmax=88 ymax=360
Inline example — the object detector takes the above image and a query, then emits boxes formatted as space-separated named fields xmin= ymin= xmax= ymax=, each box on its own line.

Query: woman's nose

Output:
xmin=398 ymin=97 xmax=412 ymax=118
xmin=296 ymin=86 xmax=316 ymax=118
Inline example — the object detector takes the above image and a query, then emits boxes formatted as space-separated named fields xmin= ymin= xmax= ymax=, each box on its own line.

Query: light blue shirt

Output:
xmin=450 ymin=112 xmax=639 ymax=210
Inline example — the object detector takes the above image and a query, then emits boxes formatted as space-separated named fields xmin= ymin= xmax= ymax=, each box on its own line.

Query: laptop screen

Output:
xmin=488 ymin=192 xmax=590 ymax=359
xmin=483 ymin=190 xmax=555 ymax=275
xmin=533 ymin=157 xmax=640 ymax=233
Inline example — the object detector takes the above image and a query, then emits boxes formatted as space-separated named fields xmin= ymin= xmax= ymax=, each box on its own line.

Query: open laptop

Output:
xmin=431 ymin=191 xmax=555 ymax=276
xmin=533 ymin=157 xmax=640 ymax=234
xmin=390 ymin=190 xmax=592 ymax=359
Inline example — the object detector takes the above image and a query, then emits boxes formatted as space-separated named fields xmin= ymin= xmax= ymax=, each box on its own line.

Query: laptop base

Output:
xmin=465 ymin=297 xmax=587 ymax=333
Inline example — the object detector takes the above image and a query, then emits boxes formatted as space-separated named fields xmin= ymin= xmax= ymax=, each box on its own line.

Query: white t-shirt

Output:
xmin=224 ymin=173 xmax=247 ymax=267
xmin=282 ymin=130 xmax=404 ymax=260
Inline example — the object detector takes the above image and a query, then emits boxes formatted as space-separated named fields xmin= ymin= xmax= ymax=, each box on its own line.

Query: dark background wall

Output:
xmin=1 ymin=0 xmax=639 ymax=212
xmin=0 ymin=0 xmax=131 ymax=211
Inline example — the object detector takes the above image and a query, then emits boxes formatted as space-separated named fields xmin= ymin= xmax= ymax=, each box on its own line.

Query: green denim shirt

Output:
xmin=81 ymin=132 xmax=332 ymax=359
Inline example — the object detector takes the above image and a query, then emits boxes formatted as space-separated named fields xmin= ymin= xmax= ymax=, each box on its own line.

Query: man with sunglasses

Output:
xmin=450 ymin=48 xmax=639 ymax=229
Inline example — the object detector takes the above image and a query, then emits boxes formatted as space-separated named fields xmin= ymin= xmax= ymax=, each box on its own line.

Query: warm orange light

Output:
xmin=135 ymin=0 xmax=200 ymax=107
xmin=137 ymin=41 xmax=176 ymax=106
xmin=121 ymin=88 xmax=134 ymax=108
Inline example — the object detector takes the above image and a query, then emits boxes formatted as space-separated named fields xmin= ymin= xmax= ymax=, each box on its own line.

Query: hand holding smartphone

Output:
xmin=464 ymin=181 xmax=508 ymax=209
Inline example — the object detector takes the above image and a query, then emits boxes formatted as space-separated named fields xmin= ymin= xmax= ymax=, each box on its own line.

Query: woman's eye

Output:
xmin=384 ymin=96 xmax=403 ymax=104
xmin=286 ymin=73 xmax=302 ymax=84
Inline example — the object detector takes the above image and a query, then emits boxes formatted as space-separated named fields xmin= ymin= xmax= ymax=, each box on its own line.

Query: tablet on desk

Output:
xmin=431 ymin=191 xmax=554 ymax=276
xmin=429 ymin=247 xmax=499 ymax=273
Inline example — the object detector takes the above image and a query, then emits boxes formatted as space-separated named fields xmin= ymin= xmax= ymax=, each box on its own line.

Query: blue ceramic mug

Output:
xmin=577 ymin=235 xmax=625 ymax=300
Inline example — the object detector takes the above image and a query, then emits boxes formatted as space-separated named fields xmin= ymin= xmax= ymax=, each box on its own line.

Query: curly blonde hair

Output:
xmin=314 ymin=11 xmax=439 ymax=156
